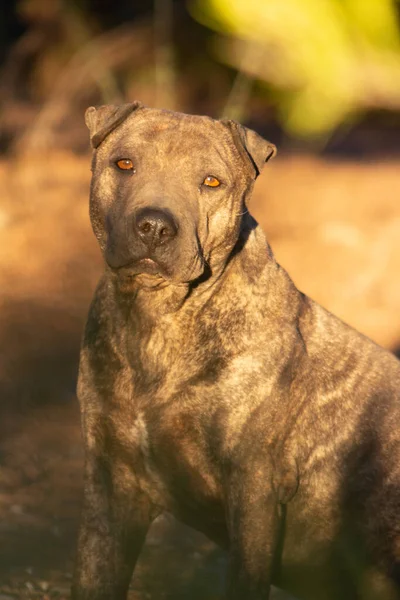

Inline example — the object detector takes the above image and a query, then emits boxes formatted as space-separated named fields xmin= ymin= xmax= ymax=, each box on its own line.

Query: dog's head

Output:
xmin=85 ymin=102 xmax=276 ymax=290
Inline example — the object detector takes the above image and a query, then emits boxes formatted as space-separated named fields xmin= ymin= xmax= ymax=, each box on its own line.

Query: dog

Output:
xmin=72 ymin=102 xmax=400 ymax=600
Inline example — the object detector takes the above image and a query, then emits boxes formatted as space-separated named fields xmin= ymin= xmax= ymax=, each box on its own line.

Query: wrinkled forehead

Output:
xmin=104 ymin=108 xmax=240 ymax=168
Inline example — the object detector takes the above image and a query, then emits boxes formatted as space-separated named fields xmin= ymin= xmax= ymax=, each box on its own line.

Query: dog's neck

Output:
xmin=110 ymin=220 xmax=304 ymax=399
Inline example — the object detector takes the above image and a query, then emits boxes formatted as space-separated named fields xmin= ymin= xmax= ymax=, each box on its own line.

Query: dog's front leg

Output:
xmin=225 ymin=464 xmax=282 ymax=600
xmin=72 ymin=451 xmax=158 ymax=600
xmin=72 ymin=285 xmax=161 ymax=599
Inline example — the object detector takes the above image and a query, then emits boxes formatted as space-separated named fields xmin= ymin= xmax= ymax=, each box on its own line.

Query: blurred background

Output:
xmin=0 ymin=0 xmax=400 ymax=598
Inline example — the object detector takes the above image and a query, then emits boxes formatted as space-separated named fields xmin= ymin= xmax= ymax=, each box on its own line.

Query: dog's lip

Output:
xmin=112 ymin=259 xmax=171 ymax=291
xmin=108 ymin=252 xmax=205 ymax=286
xmin=116 ymin=257 xmax=159 ymax=276
xmin=114 ymin=257 xmax=160 ymax=276
xmin=112 ymin=257 xmax=174 ymax=287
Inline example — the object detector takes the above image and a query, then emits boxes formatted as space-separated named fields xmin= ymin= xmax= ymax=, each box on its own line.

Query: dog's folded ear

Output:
xmin=85 ymin=101 xmax=144 ymax=149
xmin=223 ymin=119 xmax=277 ymax=178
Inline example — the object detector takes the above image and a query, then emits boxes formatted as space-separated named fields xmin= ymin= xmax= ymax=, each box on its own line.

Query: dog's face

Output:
xmin=86 ymin=103 xmax=276 ymax=289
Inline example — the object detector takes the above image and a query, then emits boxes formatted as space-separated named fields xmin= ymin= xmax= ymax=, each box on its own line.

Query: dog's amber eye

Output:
xmin=203 ymin=176 xmax=221 ymax=188
xmin=116 ymin=159 xmax=134 ymax=171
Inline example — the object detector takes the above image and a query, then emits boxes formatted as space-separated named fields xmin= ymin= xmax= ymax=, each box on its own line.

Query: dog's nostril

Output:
xmin=140 ymin=222 xmax=152 ymax=234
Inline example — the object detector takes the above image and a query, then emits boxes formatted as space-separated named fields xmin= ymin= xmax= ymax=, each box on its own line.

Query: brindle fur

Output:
xmin=72 ymin=102 xmax=400 ymax=600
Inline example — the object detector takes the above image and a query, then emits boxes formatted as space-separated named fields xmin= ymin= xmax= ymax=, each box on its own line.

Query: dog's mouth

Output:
xmin=113 ymin=257 xmax=170 ymax=289
xmin=120 ymin=257 xmax=162 ymax=275
xmin=108 ymin=247 xmax=206 ymax=292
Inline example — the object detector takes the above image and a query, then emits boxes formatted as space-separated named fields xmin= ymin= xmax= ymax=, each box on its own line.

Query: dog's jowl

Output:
xmin=72 ymin=102 xmax=400 ymax=600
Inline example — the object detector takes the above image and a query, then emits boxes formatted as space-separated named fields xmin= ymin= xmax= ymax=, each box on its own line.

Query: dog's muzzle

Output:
xmin=104 ymin=206 xmax=181 ymax=279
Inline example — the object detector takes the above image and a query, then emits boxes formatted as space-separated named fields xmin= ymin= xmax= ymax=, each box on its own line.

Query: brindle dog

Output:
xmin=72 ymin=102 xmax=400 ymax=600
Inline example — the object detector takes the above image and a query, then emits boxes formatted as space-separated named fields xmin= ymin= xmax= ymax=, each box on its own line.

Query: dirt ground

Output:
xmin=1 ymin=151 xmax=400 ymax=598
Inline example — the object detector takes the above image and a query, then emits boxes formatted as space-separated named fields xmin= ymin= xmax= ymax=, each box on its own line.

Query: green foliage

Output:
xmin=192 ymin=0 xmax=400 ymax=139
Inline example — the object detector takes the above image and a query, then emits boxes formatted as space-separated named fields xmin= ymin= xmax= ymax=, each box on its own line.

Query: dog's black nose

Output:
xmin=135 ymin=208 xmax=178 ymax=248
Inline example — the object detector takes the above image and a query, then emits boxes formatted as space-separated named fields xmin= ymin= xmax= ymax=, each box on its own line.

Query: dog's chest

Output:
xmin=125 ymin=305 xmax=274 ymax=512
xmin=141 ymin=300 xmax=274 ymax=381
xmin=128 ymin=315 xmax=200 ymax=392
xmin=130 ymin=405 xmax=223 ymax=516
